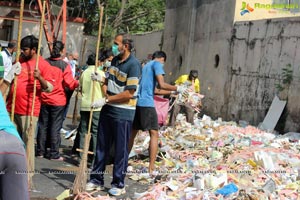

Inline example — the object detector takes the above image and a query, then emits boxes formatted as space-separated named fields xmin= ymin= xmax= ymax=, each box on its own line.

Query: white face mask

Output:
xmin=105 ymin=60 xmax=111 ymax=67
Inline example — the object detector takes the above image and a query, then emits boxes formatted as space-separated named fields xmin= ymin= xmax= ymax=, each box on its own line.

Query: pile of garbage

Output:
xmin=128 ymin=114 xmax=300 ymax=199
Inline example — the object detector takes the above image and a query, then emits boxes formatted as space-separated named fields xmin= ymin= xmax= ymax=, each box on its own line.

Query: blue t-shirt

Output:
xmin=0 ymin=95 xmax=22 ymax=141
xmin=137 ymin=60 xmax=165 ymax=107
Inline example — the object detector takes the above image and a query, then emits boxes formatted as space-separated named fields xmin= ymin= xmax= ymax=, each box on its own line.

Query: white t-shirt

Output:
xmin=1 ymin=49 xmax=12 ymax=78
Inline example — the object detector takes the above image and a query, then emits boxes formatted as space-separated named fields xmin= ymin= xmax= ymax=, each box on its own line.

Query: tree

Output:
xmin=84 ymin=0 xmax=166 ymax=47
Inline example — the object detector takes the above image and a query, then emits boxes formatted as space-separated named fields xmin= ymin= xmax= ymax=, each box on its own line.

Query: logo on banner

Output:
xmin=240 ymin=2 xmax=254 ymax=16
xmin=240 ymin=1 xmax=299 ymax=16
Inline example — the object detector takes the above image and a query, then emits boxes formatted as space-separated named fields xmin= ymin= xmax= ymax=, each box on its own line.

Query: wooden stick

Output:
xmin=72 ymin=38 xmax=87 ymax=125
xmin=72 ymin=4 xmax=104 ymax=194
xmin=26 ymin=0 xmax=46 ymax=189
xmin=10 ymin=0 xmax=24 ymax=121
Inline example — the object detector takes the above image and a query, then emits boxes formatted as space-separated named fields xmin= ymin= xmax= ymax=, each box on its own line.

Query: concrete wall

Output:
xmin=163 ymin=0 xmax=300 ymax=132
xmin=131 ymin=31 xmax=163 ymax=61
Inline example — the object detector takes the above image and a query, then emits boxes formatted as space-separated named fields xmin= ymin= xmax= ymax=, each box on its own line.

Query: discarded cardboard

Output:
xmin=259 ymin=95 xmax=286 ymax=131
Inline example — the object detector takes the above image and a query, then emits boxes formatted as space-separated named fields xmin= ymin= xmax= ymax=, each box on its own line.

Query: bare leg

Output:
xmin=128 ymin=129 xmax=138 ymax=153
xmin=148 ymin=129 xmax=158 ymax=173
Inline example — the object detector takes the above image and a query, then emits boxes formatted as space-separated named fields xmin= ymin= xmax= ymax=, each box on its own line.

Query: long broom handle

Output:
xmin=10 ymin=0 xmax=24 ymax=121
xmin=87 ymin=5 xmax=104 ymax=135
xmin=30 ymin=1 xmax=46 ymax=121
xmin=72 ymin=4 xmax=104 ymax=194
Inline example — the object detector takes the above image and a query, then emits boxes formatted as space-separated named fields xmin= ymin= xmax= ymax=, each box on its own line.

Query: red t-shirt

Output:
xmin=41 ymin=58 xmax=78 ymax=106
xmin=6 ymin=56 xmax=55 ymax=116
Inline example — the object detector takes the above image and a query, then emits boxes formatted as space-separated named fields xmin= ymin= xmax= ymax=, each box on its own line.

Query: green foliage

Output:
xmin=276 ymin=64 xmax=293 ymax=92
xmin=83 ymin=0 xmax=166 ymax=47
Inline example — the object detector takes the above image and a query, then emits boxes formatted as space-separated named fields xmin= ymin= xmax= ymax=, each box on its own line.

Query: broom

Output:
xmin=10 ymin=0 xmax=24 ymax=120
xmin=72 ymin=3 xmax=104 ymax=194
xmin=26 ymin=0 xmax=46 ymax=189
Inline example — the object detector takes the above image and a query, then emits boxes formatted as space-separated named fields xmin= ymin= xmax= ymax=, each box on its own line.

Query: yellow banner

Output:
xmin=235 ymin=0 xmax=300 ymax=22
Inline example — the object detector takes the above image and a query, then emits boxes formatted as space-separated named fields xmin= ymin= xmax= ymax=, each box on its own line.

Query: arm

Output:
xmin=34 ymin=68 xmax=53 ymax=92
xmin=106 ymin=89 xmax=135 ymax=103
xmin=156 ymin=74 xmax=177 ymax=91
xmin=0 ymin=80 xmax=9 ymax=98
xmin=63 ymin=64 xmax=79 ymax=90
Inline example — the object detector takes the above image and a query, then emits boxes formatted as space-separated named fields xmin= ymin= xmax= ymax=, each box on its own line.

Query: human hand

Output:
xmin=91 ymin=72 xmax=102 ymax=82
xmin=176 ymin=85 xmax=185 ymax=93
xmin=33 ymin=69 xmax=41 ymax=80
xmin=91 ymin=98 xmax=106 ymax=108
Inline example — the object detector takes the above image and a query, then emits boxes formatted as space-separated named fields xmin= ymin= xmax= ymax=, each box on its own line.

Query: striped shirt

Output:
xmin=104 ymin=54 xmax=141 ymax=121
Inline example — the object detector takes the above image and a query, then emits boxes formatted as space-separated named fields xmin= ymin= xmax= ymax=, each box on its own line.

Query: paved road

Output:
xmin=30 ymin=95 xmax=148 ymax=199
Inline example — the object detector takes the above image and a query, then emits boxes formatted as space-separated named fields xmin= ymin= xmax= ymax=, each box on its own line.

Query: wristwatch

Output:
xmin=105 ymin=98 xmax=109 ymax=103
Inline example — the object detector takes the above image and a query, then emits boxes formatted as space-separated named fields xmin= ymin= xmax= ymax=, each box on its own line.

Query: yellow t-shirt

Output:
xmin=175 ymin=74 xmax=200 ymax=93
xmin=79 ymin=66 xmax=105 ymax=111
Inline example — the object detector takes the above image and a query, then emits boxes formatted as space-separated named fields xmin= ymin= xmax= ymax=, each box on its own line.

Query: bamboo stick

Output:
xmin=26 ymin=0 xmax=46 ymax=189
xmin=10 ymin=0 xmax=24 ymax=121
xmin=72 ymin=4 xmax=104 ymax=194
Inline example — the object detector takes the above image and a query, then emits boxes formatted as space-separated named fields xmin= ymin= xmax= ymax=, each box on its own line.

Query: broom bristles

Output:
xmin=73 ymin=133 xmax=91 ymax=193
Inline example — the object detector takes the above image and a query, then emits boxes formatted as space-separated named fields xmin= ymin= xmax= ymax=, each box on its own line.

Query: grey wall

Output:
xmin=163 ymin=0 xmax=300 ymax=132
xmin=131 ymin=31 xmax=163 ymax=61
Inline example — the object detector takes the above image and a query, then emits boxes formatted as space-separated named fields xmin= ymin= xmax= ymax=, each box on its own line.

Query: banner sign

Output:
xmin=235 ymin=0 xmax=300 ymax=22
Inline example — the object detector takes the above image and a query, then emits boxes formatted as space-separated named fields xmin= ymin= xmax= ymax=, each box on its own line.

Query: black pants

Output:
xmin=37 ymin=104 xmax=65 ymax=159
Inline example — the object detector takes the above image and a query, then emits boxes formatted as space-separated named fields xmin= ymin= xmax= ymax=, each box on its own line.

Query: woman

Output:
xmin=37 ymin=41 xmax=79 ymax=160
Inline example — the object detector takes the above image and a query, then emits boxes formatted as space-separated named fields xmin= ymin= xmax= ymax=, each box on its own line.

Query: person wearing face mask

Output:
xmin=6 ymin=35 xmax=54 ymax=174
xmin=99 ymin=49 xmax=113 ymax=77
xmin=128 ymin=51 xmax=184 ymax=175
xmin=86 ymin=34 xmax=141 ymax=196
xmin=0 ymin=40 xmax=20 ymax=100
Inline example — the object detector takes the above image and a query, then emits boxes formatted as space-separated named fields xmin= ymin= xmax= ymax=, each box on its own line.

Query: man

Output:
xmin=0 ymin=94 xmax=29 ymax=200
xmin=1 ymin=40 xmax=17 ymax=79
xmin=6 ymin=35 xmax=54 ymax=171
xmin=169 ymin=69 xmax=200 ymax=126
xmin=128 ymin=51 xmax=184 ymax=174
xmin=0 ymin=40 xmax=19 ymax=99
xmin=86 ymin=34 xmax=141 ymax=196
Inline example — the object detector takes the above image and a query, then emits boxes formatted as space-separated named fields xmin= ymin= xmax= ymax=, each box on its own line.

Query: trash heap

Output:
xmin=128 ymin=114 xmax=300 ymax=200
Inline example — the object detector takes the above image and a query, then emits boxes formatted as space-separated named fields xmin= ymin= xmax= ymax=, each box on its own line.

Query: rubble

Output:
xmin=128 ymin=114 xmax=300 ymax=199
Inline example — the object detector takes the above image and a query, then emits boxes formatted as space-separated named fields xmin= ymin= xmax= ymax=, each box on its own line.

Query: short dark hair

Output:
xmin=21 ymin=35 xmax=38 ymax=50
xmin=8 ymin=41 xmax=17 ymax=49
xmin=86 ymin=53 xmax=96 ymax=65
xmin=152 ymin=51 xmax=167 ymax=61
xmin=189 ymin=70 xmax=198 ymax=79
xmin=115 ymin=33 xmax=134 ymax=51
xmin=99 ymin=49 xmax=113 ymax=62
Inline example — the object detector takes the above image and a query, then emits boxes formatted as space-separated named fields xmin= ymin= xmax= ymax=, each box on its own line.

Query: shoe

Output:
xmin=51 ymin=156 xmax=64 ymax=161
xmin=65 ymin=128 xmax=77 ymax=139
xmin=108 ymin=187 xmax=126 ymax=196
xmin=85 ymin=182 xmax=105 ymax=191
xmin=60 ymin=128 xmax=68 ymax=134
